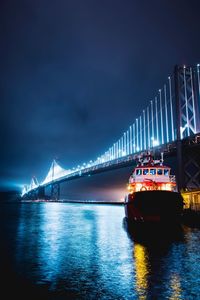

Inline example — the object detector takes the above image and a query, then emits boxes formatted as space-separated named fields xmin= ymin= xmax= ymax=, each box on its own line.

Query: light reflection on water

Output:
xmin=1 ymin=203 xmax=200 ymax=299
xmin=16 ymin=203 xmax=134 ymax=299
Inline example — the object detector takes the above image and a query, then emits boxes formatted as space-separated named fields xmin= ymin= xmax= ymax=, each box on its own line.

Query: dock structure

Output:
xmin=182 ymin=190 xmax=200 ymax=211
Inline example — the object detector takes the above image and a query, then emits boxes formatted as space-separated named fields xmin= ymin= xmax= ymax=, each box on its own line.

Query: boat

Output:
xmin=124 ymin=151 xmax=184 ymax=222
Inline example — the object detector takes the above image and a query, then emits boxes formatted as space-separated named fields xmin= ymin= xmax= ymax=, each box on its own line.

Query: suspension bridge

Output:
xmin=22 ymin=65 xmax=200 ymax=200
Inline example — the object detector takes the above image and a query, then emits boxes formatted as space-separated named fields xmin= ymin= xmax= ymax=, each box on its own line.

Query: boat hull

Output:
xmin=124 ymin=190 xmax=184 ymax=222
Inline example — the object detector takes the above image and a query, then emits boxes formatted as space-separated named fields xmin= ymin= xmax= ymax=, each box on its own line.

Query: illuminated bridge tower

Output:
xmin=41 ymin=159 xmax=62 ymax=200
xmin=175 ymin=65 xmax=200 ymax=191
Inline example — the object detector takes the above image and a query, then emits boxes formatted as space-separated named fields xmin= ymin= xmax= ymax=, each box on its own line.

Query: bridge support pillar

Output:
xmin=25 ymin=190 xmax=38 ymax=200
xmin=174 ymin=65 xmax=183 ymax=192
xmin=181 ymin=141 xmax=200 ymax=191
xmin=51 ymin=183 xmax=60 ymax=201
xmin=38 ymin=186 xmax=45 ymax=200
xmin=174 ymin=65 xmax=200 ymax=191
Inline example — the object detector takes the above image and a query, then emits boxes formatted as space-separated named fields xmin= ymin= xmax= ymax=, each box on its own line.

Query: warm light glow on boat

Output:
xmin=135 ymin=183 xmax=143 ymax=192
xmin=127 ymin=184 xmax=132 ymax=191
xmin=125 ymin=151 xmax=183 ymax=222
xmin=165 ymin=183 xmax=172 ymax=191
xmin=126 ymin=152 xmax=177 ymax=193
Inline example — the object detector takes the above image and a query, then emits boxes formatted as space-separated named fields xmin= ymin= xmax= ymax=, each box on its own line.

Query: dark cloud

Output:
xmin=0 ymin=0 xmax=200 ymax=190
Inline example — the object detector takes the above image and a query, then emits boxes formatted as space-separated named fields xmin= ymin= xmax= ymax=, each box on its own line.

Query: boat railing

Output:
xmin=169 ymin=175 xmax=176 ymax=182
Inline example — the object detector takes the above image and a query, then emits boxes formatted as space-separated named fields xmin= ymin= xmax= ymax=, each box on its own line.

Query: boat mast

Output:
xmin=160 ymin=152 xmax=164 ymax=165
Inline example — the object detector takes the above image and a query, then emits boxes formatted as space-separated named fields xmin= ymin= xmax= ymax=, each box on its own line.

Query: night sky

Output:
xmin=1 ymin=0 xmax=200 ymax=191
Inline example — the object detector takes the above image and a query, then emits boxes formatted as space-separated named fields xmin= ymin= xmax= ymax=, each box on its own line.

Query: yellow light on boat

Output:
xmin=135 ymin=183 xmax=143 ymax=192
xmin=165 ymin=183 xmax=172 ymax=191
xmin=127 ymin=184 xmax=131 ymax=191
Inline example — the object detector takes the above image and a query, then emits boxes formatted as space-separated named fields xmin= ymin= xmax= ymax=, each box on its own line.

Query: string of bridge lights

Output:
xmin=22 ymin=64 xmax=200 ymax=195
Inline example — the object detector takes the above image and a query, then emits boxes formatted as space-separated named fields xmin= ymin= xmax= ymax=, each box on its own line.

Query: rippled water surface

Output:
xmin=1 ymin=202 xmax=200 ymax=299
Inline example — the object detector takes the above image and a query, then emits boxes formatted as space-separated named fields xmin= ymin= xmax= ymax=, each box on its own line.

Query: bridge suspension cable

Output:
xmin=22 ymin=64 xmax=200 ymax=196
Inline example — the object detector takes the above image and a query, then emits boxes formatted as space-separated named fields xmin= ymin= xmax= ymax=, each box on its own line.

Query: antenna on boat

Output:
xmin=160 ymin=152 xmax=164 ymax=165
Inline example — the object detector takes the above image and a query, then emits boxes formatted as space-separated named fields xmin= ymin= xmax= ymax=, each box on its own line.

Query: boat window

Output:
xmin=150 ymin=168 xmax=156 ymax=175
xmin=143 ymin=169 xmax=149 ymax=175
xmin=136 ymin=169 xmax=142 ymax=175
xmin=164 ymin=169 xmax=169 ymax=176
xmin=157 ymin=169 xmax=163 ymax=175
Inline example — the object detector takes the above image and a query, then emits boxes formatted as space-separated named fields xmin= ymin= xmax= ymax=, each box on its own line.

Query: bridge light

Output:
xmin=180 ymin=124 xmax=188 ymax=139
xmin=152 ymin=139 xmax=159 ymax=147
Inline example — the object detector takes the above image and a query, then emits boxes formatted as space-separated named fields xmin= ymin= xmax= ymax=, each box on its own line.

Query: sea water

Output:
xmin=1 ymin=202 xmax=200 ymax=299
